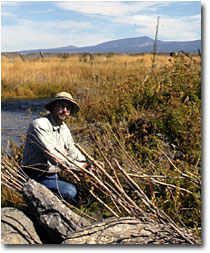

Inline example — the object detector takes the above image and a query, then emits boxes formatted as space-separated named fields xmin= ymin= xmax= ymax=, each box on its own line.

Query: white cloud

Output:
xmin=28 ymin=9 xmax=54 ymax=14
xmin=158 ymin=15 xmax=201 ymax=41
xmin=56 ymin=1 xmax=167 ymax=17
xmin=52 ymin=20 xmax=91 ymax=30
xmin=1 ymin=1 xmax=21 ymax=7
xmin=1 ymin=1 xmax=24 ymax=18
xmin=1 ymin=11 xmax=13 ymax=16
xmin=1 ymin=18 xmax=105 ymax=51
xmin=55 ymin=1 xmax=201 ymax=41
xmin=112 ymin=13 xmax=201 ymax=41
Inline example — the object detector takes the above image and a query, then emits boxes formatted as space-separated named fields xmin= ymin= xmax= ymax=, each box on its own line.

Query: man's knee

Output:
xmin=68 ymin=184 xmax=77 ymax=199
xmin=62 ymin=182 xmax=77 ymax=200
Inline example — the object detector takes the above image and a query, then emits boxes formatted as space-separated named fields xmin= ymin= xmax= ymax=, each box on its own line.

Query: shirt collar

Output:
xmin=48 ymin=113 xmax=65 ymax=131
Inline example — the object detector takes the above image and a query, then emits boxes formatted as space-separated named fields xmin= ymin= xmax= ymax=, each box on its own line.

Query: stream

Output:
xmin=1 ymin=98 xmax=51 ymax=148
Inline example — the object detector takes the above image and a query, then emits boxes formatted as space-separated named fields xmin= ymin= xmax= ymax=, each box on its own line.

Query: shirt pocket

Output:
xmin=64 ymin=143 xmax=70 ymax=152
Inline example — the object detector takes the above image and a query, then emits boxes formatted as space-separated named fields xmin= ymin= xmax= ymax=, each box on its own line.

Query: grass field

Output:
xmin=1 ymin=53 xmax=194 ymax=99
xmin=1 ymin=53 xmax=201 ymax=233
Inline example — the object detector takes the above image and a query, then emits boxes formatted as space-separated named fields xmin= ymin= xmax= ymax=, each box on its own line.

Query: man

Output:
xmin=22 ymin=91 xmax=102 ymax=203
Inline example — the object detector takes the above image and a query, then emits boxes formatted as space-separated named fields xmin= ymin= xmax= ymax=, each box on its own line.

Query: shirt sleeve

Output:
xmin=65 ymin=128 xmax=87 ymax=162
xmin=28 ymin=119 xmax=83 ymax=171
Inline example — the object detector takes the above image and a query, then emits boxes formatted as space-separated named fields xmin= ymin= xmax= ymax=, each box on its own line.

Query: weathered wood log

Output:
xmin=62 ymin=216 xmax=190 ymax=244
xmin=22 ymin=179 xmax=90 ymax=243
xmin=1 ymin=207 xmax=42 ymax=244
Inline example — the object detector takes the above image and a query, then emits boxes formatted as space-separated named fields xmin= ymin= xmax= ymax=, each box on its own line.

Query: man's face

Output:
xmin=52 ymin=100 xmax=71 ymax=125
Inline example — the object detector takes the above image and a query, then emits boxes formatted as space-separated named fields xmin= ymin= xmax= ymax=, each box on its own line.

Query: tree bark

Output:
xmin=1 ymin=207 xmax=42 ymax=244
xmin=62 ymin=216 xmax=188 ymax=244
xmin=22 ymin=179 xmax=90 ymax=243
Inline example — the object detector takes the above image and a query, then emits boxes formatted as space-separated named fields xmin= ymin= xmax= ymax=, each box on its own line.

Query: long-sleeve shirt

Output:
xmin=22 ymin=113 xmax=86 ymax=176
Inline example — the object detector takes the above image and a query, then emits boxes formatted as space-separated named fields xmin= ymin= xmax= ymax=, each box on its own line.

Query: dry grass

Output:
xmin=2 ymin=53 xmax=193 ymax=100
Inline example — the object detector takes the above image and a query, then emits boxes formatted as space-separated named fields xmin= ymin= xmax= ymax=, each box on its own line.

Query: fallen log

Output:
xmin=62 ymin=216 xmax=188 ymax=244
xmin=22 ymin=179 xmax=90 ymax=243
xmin=1 ymin=207 xmax=42 ymax=244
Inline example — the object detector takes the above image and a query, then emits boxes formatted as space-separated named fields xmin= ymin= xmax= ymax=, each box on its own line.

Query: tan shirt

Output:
xmin=22 ymin=113 xmax=86 ymax=174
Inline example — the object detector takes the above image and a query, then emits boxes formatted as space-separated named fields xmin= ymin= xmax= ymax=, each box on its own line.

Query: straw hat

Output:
xmin=45 ymin=92 xmax=80 ymax=115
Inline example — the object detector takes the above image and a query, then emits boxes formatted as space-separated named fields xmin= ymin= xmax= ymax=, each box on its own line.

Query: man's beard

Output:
xmin=58 ymin=113 xmax=68 ymax=121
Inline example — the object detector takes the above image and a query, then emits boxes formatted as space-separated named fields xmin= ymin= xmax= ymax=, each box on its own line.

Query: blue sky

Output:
xmin=1 ymin=1 xmax=201 ymax=52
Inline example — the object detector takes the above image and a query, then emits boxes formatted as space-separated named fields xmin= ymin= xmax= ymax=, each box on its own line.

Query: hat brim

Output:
xmin=45 ymin=98 xmax=80 ymax=115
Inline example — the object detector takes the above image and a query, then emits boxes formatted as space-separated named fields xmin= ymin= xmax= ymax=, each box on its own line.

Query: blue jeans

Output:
xmin=37 ymin=174 xmax=77 ymax=202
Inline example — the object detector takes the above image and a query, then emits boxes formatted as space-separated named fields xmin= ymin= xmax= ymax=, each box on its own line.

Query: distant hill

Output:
xmin=17 ymin=36 xmax=201 ymax=54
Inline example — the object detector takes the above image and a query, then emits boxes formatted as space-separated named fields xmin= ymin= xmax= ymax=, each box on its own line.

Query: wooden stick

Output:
xmin=106 ymin=123 xmax=140 ymax=171
xmin=89 ymin=130 xmax=124 ymax=190
xmin=3 ymin=151 xmax=28 ymax=179
xmin=75 ymin=144 xmax=150 ymax=220
xmin=89 ymin=190 xmax=120 ymax=218
xmin=159 ymin=148 xmax=200 ymax=186
xmin=128 ymin=174 xmax=186 ymax=180
xmin=54 ymin=147 xmax=133 ymax=216
xmin=151 ymin=178 xmax=193 ymax=195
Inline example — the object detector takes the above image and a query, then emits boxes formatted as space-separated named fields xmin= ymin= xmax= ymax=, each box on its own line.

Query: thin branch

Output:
xmin=151 ymin=178 xmax=193 ymax=195
xmin=75 ymin=144 xmax=150 ymax=220
xmin=89 ymin=190 xmax=120 ymax=218
xmin=159 ymin=148 xmax=201 ymax=186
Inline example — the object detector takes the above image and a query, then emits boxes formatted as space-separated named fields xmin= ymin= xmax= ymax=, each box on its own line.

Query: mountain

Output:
xmin=18 ymin=36 xmax=201 ymax=54
xmin=26 ymin=45 xmax=78 ymax=53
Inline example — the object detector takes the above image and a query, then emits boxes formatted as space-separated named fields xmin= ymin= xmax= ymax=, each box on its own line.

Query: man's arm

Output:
xmin=28 ymin=120 xmax=82 ymax=171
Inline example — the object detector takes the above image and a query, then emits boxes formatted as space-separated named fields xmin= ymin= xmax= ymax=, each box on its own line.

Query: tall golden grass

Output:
xmin=1 ymin=54 xmax=185 ymax=100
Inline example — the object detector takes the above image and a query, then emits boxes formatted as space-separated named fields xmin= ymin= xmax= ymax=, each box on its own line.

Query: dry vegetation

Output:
xmin=1 ymin=53 xmax=201 ymax=238
xmin=1 ymin=53 xmax=182 ymax=100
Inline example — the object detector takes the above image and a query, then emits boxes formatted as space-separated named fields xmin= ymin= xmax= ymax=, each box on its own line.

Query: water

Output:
xmin=1 ymin=98 xmax=51 ymax=148
xmin=1 ymin=110 xmax=36 ymax=147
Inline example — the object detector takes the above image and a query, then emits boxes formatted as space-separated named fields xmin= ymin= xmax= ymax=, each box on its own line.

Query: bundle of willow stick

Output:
xmin=1 ymin=138 xmax=198 ymax=244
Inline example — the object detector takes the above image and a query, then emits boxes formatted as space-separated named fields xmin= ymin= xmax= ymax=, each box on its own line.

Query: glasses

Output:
xmin=56 ymin=102 xmax=72 ymax=111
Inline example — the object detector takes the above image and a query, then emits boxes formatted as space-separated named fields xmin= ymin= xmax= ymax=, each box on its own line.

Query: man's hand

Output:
xmin=95 ymin=161 xmax=104 ymax=169
xmin=83 ymin=161 xmax=104 ymax=172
